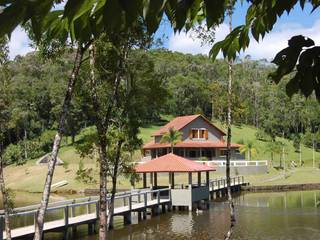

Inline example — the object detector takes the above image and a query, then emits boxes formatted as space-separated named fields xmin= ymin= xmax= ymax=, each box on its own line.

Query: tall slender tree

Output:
xmin=225 ymin=1 xmax=236 ymax=239
xmin=0 ymin=36 xmax=12 ymax=240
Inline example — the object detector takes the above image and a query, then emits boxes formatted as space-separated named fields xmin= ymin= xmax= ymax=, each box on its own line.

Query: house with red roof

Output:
xmin=142 ymin=114 xmax=244 ymax=161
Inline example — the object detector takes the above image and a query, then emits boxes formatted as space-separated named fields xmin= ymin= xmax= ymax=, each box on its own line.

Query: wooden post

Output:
xmin=129 ymin=195 xmax=132 ymax=211
xmin=154 ymin=172 xmax=158 ymax=187
xmin=143 ymin=173 xmax=147 ymax=188
xmin=71 ymin=201 xmax=77 ymax=235
xmin=197 ymin=172 xmax=201 ymax=187
xmin=0 ymin=216 xmax=4 ymax=240
xmin=144 ymin=192 xmax=147 ymax=207
xmin=157 ymin=190 xmax=160 ymax=204
xmin=63 ymin=206 xmax=69 ymax=240
xmin=169 ymin=172 xmax=172 ymax=188
xmin=150 ymin=172 xmax=153 ymax=188
xmin=64 ymin=206 xmax=69 ymax=226
xmin=188 ymin=172 xmax=192 ymax=187
xmin=172 ymin=173 xmax=175 ymax=189
xmin=206 ymin=171 xmax=209 ymax=186
xmin=86 ymin=197 xmax=91 ymax=214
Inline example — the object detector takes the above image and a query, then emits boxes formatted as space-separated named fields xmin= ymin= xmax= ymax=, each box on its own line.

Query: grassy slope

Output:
xmin=4 ymin=122 xmax=320 ymax=192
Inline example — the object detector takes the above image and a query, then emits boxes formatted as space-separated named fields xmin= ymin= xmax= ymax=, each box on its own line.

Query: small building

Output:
xmin=135 ymin=153 xmax=216 ymax=210
xmin=142 ymin=114 xmax=244 ymax=161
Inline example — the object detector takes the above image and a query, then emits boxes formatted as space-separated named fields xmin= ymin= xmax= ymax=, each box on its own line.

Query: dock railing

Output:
xmin=0 ymin=188 xmax=171 ymax=240
xmin=195 ymin=160 xmax=268 ymax=167
xmin=209 ymin=176 xmax=245 ymax=191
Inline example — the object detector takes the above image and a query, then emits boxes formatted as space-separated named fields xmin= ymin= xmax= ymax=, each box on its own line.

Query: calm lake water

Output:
xmin=2 ymin=190 xmax=320 ymax=239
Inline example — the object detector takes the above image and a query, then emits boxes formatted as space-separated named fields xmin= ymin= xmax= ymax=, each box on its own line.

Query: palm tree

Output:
xmin=240 ymin=141 xmax=258 ymax=161
xmin=160 ymin=127 xmax=182 ymax=153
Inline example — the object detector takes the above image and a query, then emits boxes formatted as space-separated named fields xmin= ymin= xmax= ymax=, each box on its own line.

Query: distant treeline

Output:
xmin=1 ymin=49 xmax=319 ymax=164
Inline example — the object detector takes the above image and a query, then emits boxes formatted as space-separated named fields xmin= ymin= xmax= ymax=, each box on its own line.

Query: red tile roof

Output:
xmin=135 ymin=153 xmax=216 ymax=173
xmin=152 ymin=114 xmax=226 ymax=136
xmin=143 ymin=140 xmax=241 ymax=149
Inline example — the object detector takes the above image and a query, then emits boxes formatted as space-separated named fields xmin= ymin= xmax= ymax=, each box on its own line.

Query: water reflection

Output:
xmin=1 ymin=190 xmax=320 ymax=239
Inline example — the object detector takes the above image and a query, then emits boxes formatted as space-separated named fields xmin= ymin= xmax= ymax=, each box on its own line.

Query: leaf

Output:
xmin=119 ymin=0 xmax=143 ymax=25
xmin=143 ymin=0 xmax=166 ymax=34
xmin=204 ymin=0 xmax=226 ymax=28
xmin=0 ymin=3 xmax=27 ymax=37
xmin=209 ymin=40 xmax=223 ymax=61
xmin=64 ymin=0 xmax=97 ymax=24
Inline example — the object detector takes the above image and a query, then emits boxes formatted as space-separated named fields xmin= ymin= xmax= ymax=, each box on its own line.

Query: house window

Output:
xmin=190 ymin=128 xmax=208 ymax=140
xmin=192 ymin=129 xmax=198 ymax=138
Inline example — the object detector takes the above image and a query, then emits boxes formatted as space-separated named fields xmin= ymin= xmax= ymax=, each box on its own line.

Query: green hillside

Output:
xmin=3 ymin=122 xmax=320 ymax=193
xmin=139 ymin=121 xmax=320 ymax=167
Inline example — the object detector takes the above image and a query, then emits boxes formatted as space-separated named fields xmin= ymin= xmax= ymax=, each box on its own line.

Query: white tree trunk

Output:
xmin=0 ymin=159 xmax=11 ymax=240
xmin=225 ymin=4 xmax=235 ymax=239
xmin=34 ymin=46 xmax=85 ymax=240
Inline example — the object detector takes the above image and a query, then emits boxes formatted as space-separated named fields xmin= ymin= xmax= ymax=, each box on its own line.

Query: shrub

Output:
xmin=255 ymin=129 xmax=270 ymax=141
xmin=3 ymin=144 xmax=25 ymax=165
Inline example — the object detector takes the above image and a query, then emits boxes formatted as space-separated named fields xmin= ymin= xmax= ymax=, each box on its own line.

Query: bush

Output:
xmin=3 ymin=144 xmax=25 ymax=165
xmin=255 ymin=129 xmax=270 ymax=141
xmin=39 ymin=130 xmax=56 ymax=153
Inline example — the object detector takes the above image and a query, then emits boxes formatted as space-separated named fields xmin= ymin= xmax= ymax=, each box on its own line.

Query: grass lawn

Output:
xmin=3 ymin=119 xmax=320 ymax=193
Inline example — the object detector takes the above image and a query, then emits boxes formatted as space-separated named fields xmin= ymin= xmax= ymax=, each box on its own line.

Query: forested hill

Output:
xmin=1 ymin=49 xmax=319 ymax=165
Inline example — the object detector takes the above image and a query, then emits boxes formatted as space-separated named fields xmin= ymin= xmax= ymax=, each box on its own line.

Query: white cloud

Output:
xmin=168 ymin=20 xmax=320 ymax=60
xmin=8 ymin=26 xmax=34 ymax=59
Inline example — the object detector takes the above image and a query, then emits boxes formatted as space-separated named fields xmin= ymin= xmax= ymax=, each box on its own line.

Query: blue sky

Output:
xmin=8 ymin=2 xmax=320 ymax=60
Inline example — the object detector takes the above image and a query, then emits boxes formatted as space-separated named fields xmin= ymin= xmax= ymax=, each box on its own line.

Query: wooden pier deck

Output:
xmin=1 ymin=188 xmax=171 ymax=240
xmin=0 ymin=176 xmax=247 ymax=239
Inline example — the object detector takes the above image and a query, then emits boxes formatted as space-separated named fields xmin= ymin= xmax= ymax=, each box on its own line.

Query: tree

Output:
xmin=240 ymin=141 xmax=257 ymax=161
xmin=160 ymin=127 xmax=182 ymax=153
xmin=264 ymin=141 xmax=281 ymax=167
xmin=0 ymin=36 xmax=12 ymax=240
xmin=224 ymin=2 xmax=236 ymax=239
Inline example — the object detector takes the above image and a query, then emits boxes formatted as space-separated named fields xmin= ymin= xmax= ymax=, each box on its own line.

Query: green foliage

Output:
xmin=160 ymin=127 xmax=182 ymax=151
xmin=255 ymin=129 xmax=271 ymax=142
xmin=75 ymin=159 xmax=96 ymax=184
xmin=3 ymin=143 xmax=25 ymax=165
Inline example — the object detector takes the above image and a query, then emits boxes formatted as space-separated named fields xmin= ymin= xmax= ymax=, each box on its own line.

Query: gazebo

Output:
xmin=135 ymin=153 xmax=216 ymax=210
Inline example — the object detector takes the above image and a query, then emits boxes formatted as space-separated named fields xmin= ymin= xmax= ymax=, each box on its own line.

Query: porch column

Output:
xmin=150 ymin=172 xmax=154 ymax=188
xmin=169 ymin=173 xmax=172 ymax=188
xmin=197 ymin=172 xmax=201 ymax=186
xmin=143 ymin=173 xmax=147 ymax=188
xmin=206 ymin=171 xmax=210 ymax=186
xmin=188 ymin=172 xmax=192 ymax=188
xmin=172 ymin=173 xmax=175 ymax=189
xmin=154 ymin=172 xmax=158 ymax=187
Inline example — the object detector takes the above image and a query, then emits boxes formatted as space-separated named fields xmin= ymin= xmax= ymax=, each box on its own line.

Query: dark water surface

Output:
xmin=74 ymin=190 xmax=320 ymax=240
xmin=3 ymin=191 xmax=320 ymax=239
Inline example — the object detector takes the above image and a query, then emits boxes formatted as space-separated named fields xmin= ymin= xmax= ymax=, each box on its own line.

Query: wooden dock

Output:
xmin=0 ymin=176 xmax=247 ymax=239
xmin=0 ymin=188 xmax=171 ymax=240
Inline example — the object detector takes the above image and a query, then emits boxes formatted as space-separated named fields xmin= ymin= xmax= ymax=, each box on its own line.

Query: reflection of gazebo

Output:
xmin=135 ymin=153 xmax=216 ymax=210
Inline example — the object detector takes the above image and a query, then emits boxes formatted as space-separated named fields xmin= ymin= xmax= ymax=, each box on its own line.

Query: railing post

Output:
xmin=71 ymin=200 xmax=76 ymax=218
xmin=95 ymin=201 xmax=99 ymax=218
xmin=129 ymin=195 xmax=132 ymax=211
xmin=87 ymin=197 xmax=91 ymax=214
xmin=144 ymin=193 xmax=147 ymax=207
xmin=0 ymin=216 xmax=4 ymax=240
xmin=157 ymin=190 xmax=160 ymax=204
xmin=64 ymin=206 xmax=69 ymax=227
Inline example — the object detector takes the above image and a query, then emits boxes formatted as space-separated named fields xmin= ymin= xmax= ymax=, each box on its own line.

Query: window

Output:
xmin=190 ymin=128 xmax=208 ymax=139
xmin=199 ymin=129 xmax=205 ymax=138
xmin=192 ymin=129 xmax=198 ymax=138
